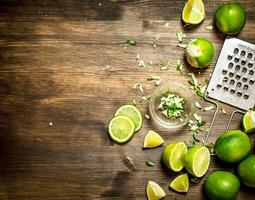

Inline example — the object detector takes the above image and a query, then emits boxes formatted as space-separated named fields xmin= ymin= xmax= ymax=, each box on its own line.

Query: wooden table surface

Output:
xmin=0 ymin=0 xmax=254 ymax=199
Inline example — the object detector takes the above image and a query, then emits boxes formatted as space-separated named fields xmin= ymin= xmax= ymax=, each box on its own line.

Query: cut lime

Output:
xmin=162 ymin=141 xmax=188 ymax=172
xmin=170 ymin=174 xmax=189 ymax=193
xmin=184 ymin=145 xmax=210 ymax=177
xmin=182 ymin=0 xmax=205 ymax=25
xmin=108 ymin=115 xmax=135 ymax=143
xmin=242 ymin=110 xmax=255 ymax=133
xmin=146 ymin=181 xmax=166 ymax=200
xmin=143 ymin=130 xmax=164 ymax=148
xmin=115 ymin=105 xmax=142 ymax=132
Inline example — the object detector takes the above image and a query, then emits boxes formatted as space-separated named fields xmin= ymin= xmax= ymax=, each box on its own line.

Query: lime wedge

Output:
xmin=143 ymin=130 xmax=164 ymax=148
xmin=115 ymin=105 xmax=142 ymax=132
xmin=108 ymin=115 xmax=135 ymax=143
xmin=242 ymin=110 xmax=255 ymax=133
xmin=162 ymin=141 xmax=188 ymax=172
xmin=182 ymin=0 xmax=205 ymax=25
xmin=146 ymin=181 xmax=166 ymax=200
xmin=170 ymin=174 xmax=189 ymax=193
xmin=184 ymin=145 xmax=210 ymax=177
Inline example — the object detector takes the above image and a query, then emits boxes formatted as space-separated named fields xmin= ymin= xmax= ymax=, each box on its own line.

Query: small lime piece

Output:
xmin=205 ymin=171 xmax=240 ymax=200
xmin=143 ymin=130 xmax=164 ymax=148
xmin=115 ymin=105 xmax=142 ymax=132
xmin=215 ymin=3 xmax=246 ymax=35
xmin=146 ymin=181 xmax=166 ymax=200
xmin=238 ymin=155 xmax=255 ymax=188
xmin=242 ymin=110 xmax=255 ymax=133
xmin=182 ymin=0 xmax=205 ymax=25
xmin=108 ymin=115 xmax=135 ymax=143
xmin=162 ymin=141 xmax=188 ymax=172
xmin=215 ymin=129 xmax=252 ymax=163
xmin=170 ymin=174 xmax=189 ymax=193
xmin=184 ymin=145 xmax=210 ymax=177
xmin=186 ymin=38 xmax=214 ymax=68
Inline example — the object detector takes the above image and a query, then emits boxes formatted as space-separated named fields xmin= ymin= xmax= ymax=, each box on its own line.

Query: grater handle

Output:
xmin=204 ymin=94 xmax=219 ymax=144
xmin=225 ymin=110 xmax=245 ymax=132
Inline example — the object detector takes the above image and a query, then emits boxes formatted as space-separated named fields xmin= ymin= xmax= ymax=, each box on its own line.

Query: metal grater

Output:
xmin=207 ymin=37 xmax=255 ymax=110
xmin=204 ymin=37 xmax=255 ymax=143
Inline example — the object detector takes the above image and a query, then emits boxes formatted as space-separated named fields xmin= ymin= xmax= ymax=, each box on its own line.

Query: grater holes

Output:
xmin=228 ymin=62 xmax=234 ymax=69
xmin=228 ymin=55 xmax=233 ymax=60
xmin=241 ymin=60 xmax=246 ymax=65
xmin=230 ymin=79 xmax=235 ymax=85
xmin=242 ymin=77 xmax=248 ymax=82
xmin=223 ymin=77 xmax=228 ymax=83
xmin=248 ymin=53 xmax=253 ymax=59
xmin=234 ymin=48 xmax=239 ymax=54
xmin=229 ymin=72 xmax=234 ymax=77
xmin=235 ymin=65 xmax=240 ymax=71
xmin=248 ymin=63 xmax=253 ymax=68
xmin=244 ymin=94 xmax=249 ymax=99
xmin=234 ymin=57 xmax=239 ymax=63
xmin=235 ymin=74 xmax=241 ymax=80
xmin=241 ymin=50 xmax=246 ymax=56
xmin=222 ymin=69 xmax=227 ymax=75
xmin=223 ymin=86 xmax=229 ymax=92
xmin=249 ymin=70 xmax=254 ymax=75
xmin=249 ymin=79 xmax=254 ymax=85
xmin=217 ymin=84 xmax=222 ymax=89
xmin=236 ymin=82 xmax=242 ymax=87
xmin=243 ymin=84 xmax=249 ymax=90
xmin=230 ymin=89 xmax=235 ymax=94
xmin=242 ymin=67 xmax=247 ymax=73
xmin=237 ymin=91 xmax=242 ymax=97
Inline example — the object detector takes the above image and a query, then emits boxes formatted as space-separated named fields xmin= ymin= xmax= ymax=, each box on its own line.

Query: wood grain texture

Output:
xmin=0 ymin=0 xmax=254 ymax=199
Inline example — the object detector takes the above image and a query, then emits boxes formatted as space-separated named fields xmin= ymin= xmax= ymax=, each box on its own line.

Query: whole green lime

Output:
xmin=215 ymin=3 xmax=246 ymax=35
xmin=205 ymin=171 xmax=240 ymax=200
xmin=185 ymin=38 xmax=214 ymax=68
xmin=215 ymin=130 xmax=251 ymax=163
xmin=238 ymin=155 xmax=255 ymax=188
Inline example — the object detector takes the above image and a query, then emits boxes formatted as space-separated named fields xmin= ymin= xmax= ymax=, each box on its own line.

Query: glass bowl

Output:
xmin=149 ymin=82 xmax=195 ymax=129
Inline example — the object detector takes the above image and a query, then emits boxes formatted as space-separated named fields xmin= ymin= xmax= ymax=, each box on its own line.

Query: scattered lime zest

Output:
xmin=146 ymin=161 xmax=155 ymax=167
xmin=195 ymin=101 xmax=202 ymax=109
xmin=133 ymin=83 xmax=144 ymax=93
xmin=177 ymin=43 xmax=187 ymax=48
xmin=147 ymin=76 xmax=161 ymax=86
xmin=141 ymin=95 xmax=151 ymax=101
xmin=176 ymin=31 xmax=186 ymax=43
xmin=221 ymin=108 xmax=227 ymax=115
xmin=204 ymin=106 xmax=215 ymax=111
xmin=127 ymin=39 xmax=136 ymax=45
xmin=176 ymin=60 xmax=183 ymax=74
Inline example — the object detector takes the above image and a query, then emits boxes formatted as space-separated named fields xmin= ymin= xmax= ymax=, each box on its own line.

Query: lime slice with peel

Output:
xmin=162 ymin=141 xmax=188 ymax=172
xmin=146 ymin=181 xmax=166 ymax=200
xmin=243 ymin=110 xmax=255 ymax=133
xmin=170 ymin=174 xmax=189 ymax=193
xmin=184 ymin=145 xmax=210 ymax=177
xmin=108 ymin=115 xmax=135 ymax=143
xmin=143 ymin=130 xmax=164 ymax=148
xmin=115 ymin=105 xmax=142 ymax=132
xmin=182 ymin=0 xmax=205 ymax=25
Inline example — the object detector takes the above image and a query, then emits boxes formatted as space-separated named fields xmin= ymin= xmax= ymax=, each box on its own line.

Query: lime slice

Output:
xmin=184 ymin=145 xmax=210 ymax=177
xmin=108 ymin=115 xmax=135 ymax=143
xmin=143 ymin=130 xmax=164 ymax=148
xmin=115 ymin=105 xmax=142 ymax=132
xmin=162 ymin=141 xmax=188 ymax=172
xmin=182 ymin=0 xmax=205 ymax=25
xmin=242 ymin=110 xmax=255 ymax=133
xmin=170 ymin=174 xmax=189 ymax=193
xmin=146 ymin=181 xmax=166 ymax=200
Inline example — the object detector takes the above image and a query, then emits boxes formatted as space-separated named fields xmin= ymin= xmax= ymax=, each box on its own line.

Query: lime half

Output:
xmin=184 ymin=145 xmax=210 ymax=177
xmin=162 ymin=141 xmax=188 ymax=172
xmin=115 ymin=105 xmax=142 ymax=132
xmin=146 ymin=181 xmax=166 ymax=200
xmin=170 ymin=174 xmax=189 ymax=193
xmin=243 ymin=110 xmax=255 ymax=133
xmin=182 ymin=0 xmax=205 ymax=25
xmin=143 ymin=130 xmax=164 ymax=148
xmin=108 ymin=115 xmax=135 ymax=143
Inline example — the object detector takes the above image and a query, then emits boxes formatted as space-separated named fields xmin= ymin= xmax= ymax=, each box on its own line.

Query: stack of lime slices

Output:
xmin=108 ymin=105 xmax=142 ymax=143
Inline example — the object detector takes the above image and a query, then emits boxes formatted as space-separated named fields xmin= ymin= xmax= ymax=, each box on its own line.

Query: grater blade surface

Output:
xmin=207 ymin=37 xmax=255 ymax=111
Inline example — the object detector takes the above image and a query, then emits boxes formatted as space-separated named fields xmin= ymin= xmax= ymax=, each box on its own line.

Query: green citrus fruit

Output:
xmin=115 ymin=105 xmax=142 ymax=132
xmin=184 ymin=145 xmax=210 ymax=177
xmin=242 ymin=110 xmax=255 ymax=133
xmin=215 ymin=129 xmax=252 ymax=163
xmin=146 ymin=181 xmax=166 ymax=200
xmin=162 ymin=141 xmax=188 ymax=172
xmin=143 ymin=130 xmax=164 ymax=148
xmin=185 ymin=38 xmax=214 ymax=68
xmin=205 ymin=171 xmax=240 ymax=200
xmin=169 ymin=173 xmax=189 ymax=193
xmin=182 ymin=0 xmax=205 ymax=25
xmin=108 ymin=115 xmax=135 ymax=143
xmin=238 ymin=155 xmax=255 ymax=188
xmin=215 ymin=3 xmax=246 ymax=35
